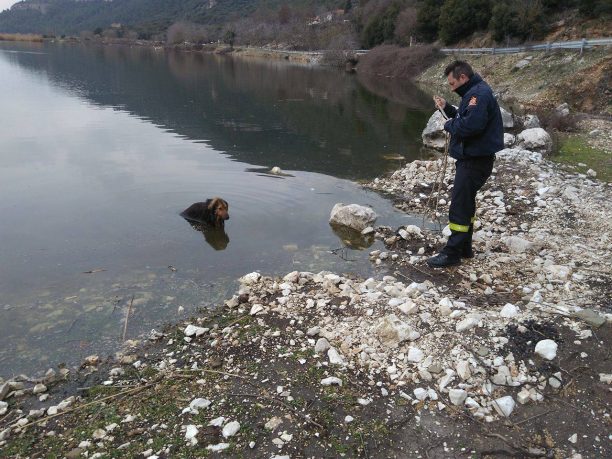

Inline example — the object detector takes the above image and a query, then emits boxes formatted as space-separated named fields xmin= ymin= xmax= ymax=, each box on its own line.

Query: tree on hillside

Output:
xmin=438 ymin=0 xmax=491 ymax=44
xmin=361 ymin=0 xmax=402 ymax=48
xmin=415 ymin=0 xmax=443 ymax=42
xmin=394 ymin=6 xmax=418 ymax=45
xmin=490 ymin=0 xmax=547 ymax=43
xmin=578 ymin=0 xmax=612 ymax=17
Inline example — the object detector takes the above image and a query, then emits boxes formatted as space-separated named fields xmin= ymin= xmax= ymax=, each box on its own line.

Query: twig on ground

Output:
xmin=176 ymin=368 xmax=248 ymax=379
xmin=122 ymin=295 xmax=135 ymax=342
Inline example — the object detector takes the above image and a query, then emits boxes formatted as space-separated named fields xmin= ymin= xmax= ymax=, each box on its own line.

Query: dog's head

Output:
xmin=208 ymin=197 xmax=229 ymax=226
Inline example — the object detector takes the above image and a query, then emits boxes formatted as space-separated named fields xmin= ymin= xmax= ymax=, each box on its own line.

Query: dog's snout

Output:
xmin=225 ymin=215 xmax=230 ymax=220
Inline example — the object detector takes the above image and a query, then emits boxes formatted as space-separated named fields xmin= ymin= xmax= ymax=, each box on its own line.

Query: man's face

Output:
xmin=447 ymin=73 xmax=469 ymax=91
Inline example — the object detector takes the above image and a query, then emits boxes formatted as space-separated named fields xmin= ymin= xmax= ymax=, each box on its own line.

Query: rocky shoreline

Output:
xmin=1 ymin=145 xmax=610 ymax=458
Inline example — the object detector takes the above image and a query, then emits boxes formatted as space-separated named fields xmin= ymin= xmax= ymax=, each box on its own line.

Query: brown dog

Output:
xmin=180 ymin=197 xmax=229 ymax=228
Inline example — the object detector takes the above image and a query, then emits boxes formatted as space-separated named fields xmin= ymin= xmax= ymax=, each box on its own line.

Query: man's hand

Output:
xmin=433 ymin=95 xmax=446 ymax=110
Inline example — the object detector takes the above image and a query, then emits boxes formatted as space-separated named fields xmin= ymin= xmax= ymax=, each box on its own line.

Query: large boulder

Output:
xmin=421 ymin=111 xmax=448 ymax=150
xmin=329 ymin=203 xmax=377 ymax=232
xmin=516 ymin=128 xmax=553 ymax=154
xmin=500 ymin=107 xmax=514 ymax=128
xmin=496 ymin=148 xmax=543 ymax=163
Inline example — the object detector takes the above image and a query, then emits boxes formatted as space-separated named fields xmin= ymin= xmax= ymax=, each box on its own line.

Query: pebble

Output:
xmin=407 ymin=347 xmax=424 ymax=362
xmin=184 ymin=425 xmax=198 ymax=445
xmin=449 ymin=388 xmax=467 ymax=406
xmin=207 ymin=443 xmax=230 ymax=452
xmin=456 ymin=317 xmax=479 ymax=332
xmin=222 ymin=421 xmax=240 ymax=438
xmin=32 ymin=383 xmax=47 ymax=394
xmin=327 ymin=347 xmax=345 ymax=365
xmin=314 ymin=338 xmax=331 ymax=354
xmin=321 ymin=377 xmax=343 ymax=386
xmin=492 ymin=396 xmax=515 ymax=417
xmin=534 ymin=339 xmax=558 ymax=360
xmin=500 ymin=303 xmax=519 ymax=318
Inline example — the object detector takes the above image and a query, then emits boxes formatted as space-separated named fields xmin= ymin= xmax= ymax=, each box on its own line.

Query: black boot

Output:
xmin=427 ymin=253 xmax=461 ymax=268
xmin=462 ymin=221 xmax=474 ymax=258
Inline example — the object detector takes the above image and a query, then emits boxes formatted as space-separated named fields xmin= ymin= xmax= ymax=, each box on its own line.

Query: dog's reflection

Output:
xmin=184 ymin=220 xmax=230 ymax=251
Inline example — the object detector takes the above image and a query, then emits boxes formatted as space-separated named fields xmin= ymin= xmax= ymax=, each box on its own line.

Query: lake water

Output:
xmin=0 ymin=41 xmax=433 ymax=378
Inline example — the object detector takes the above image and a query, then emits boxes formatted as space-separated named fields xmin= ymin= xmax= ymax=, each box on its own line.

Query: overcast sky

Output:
xmin=0 ymin=0 xmax=18 ymax=12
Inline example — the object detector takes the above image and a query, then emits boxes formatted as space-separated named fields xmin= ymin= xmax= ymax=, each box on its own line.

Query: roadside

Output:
xmin=415 ymin=49 xmax=611 ymax=180
xmin=1 ymin=146 xmax=610 ymax=458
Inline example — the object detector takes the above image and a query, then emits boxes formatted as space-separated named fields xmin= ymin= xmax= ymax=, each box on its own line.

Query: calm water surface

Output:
xmin=0 ymin=42 xmax=433 ymax=377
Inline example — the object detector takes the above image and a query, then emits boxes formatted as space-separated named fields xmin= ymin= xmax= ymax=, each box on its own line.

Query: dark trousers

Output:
xmin=442 ymin=155 xmax=495 ymax=258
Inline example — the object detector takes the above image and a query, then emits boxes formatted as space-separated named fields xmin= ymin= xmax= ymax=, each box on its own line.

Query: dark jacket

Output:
xmin=443 ymin=74 xmax=504 ymax=160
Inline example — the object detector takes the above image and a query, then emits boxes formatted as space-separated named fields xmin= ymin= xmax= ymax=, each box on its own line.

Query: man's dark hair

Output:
xmin=444 ymin=60 xmax=474 ymax=80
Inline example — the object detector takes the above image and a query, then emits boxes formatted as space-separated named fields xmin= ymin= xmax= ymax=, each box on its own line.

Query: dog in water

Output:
xmin=180 ymin=197 xmax=229 ymax=228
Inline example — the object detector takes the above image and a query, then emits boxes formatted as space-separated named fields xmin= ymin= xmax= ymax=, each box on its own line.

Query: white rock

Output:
xmin=375 ymin=314 xmax=421 ymax=348
xmin=264 ymin=417 xmax=283 ymax=431
xmin=92 ymin=428 xmax=107 ymax=439
xmin=587 ymin=169 xmax=597 ymax=177
xmin=207 ymin=443 xmax=230 ymax=452
xmin=500 ymin=107 xmax=514 ymax=128
xmin=329 ymin=203 xmax=377 ymax=231
xmin=568 ymin=433 xmax=578 ymax=444
xmin=502 ymin=236 xmax=534 ymax=253
xmin=456 ymin=361 xmax=471 ymax=380
xmin=208 ymin=416 xmax=226 ymax=427
xmin=599 ymin=373 xmax=612 ymax=384
xmin=184 ymin=324 xmax=208 ymax=337
xmin=249 ymin=303 xmax=265 ymax=315
xmin=78 ymin=440 xmax=92 ymax=448
xmin=500 ymin=303 xmax=519 ymax=318
xmin=182 ymin=398 xmax=211 ymax=415
xmin=32 ymin=383 xmax=47 ymax=394
xmin=456 ymin=317 xmax=479 ymax=332
xmin=517 ymin=128 xmax=552 ymax=154
xmin=545 ymin=265 xmax=572 ymax=281
xmin=306 ymin=326 xmax=320 ymax=336
xmin=534 ymin=340 xmax=557 ymax=360
xmin=239 ymin=271 xmax=261 ymax=285
xmin=522 ymin=114 xmax=540 ymax=129
xmin=184 ymin=425 xmax=199 ymax=444
xmin=321 ymin=377 xmax=343 ymax=386
xmin=345 ymin=415 xmax=354 ymax=423
xmin=517 ymin=389 xmax=531 ymax=404
xmin=398 ymin=301 xmax=419 ymax=315
xmin=492 ymin=396 xmax=515 ymax=417
xmin=421 ymin=110 xmax=449 ymax=150
xmin=449 ymin=389 xmax=467 ymax=406
xmin=413 ymin=388 xmax=428 ymax=401
xmin=0 ymin=401 xmax=7 ymax=416
xmin=314 ymin=337 xmax=331 ymax=354
xmin=361 ymin=226 xmax=375 ymax=235
xmin=496 ymin=148 xmax=542 ymax=163
xmin=327 ymin=348 xmax=345 ymax=365
xmin=407 ymin=347 xmax=424 ymax=363
xmin=222 ymin=421 xmax=240 ymax=438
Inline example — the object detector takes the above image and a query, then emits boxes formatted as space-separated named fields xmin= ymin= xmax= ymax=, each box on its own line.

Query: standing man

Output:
xmin=427 ymin=60 xmax=503 ymax=268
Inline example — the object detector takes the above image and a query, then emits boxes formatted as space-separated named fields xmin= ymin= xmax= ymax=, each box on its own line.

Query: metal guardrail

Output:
xmin=440 ymin=38 xmax=612 ymax=55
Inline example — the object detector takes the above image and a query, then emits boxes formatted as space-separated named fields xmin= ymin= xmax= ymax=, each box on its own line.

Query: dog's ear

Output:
xmin=207 ymin=198 xmax=217 ymax=210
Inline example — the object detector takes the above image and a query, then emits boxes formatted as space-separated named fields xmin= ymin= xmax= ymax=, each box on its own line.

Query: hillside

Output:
xmin=0 ymin=0 xmax=342 ymax=36
xmin=1 ymin=0 xmax=609 ymax=47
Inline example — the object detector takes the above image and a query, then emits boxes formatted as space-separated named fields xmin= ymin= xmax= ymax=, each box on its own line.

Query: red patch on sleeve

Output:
xmin=469 ymin=96 xmax=478 ymax=106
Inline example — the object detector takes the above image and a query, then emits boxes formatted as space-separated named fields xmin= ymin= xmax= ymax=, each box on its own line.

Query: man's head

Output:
xmin=444 ymin=60 xmax=474 ymax=91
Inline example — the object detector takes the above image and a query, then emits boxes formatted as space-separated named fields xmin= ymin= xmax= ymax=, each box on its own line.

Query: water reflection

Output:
xmin=0 ymin=41 xmax=433 ymax=377
xmin=1 ymin=42 xmax=432 ymax=179
xmin=182 ymin=220 xmax=230 ymax=251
